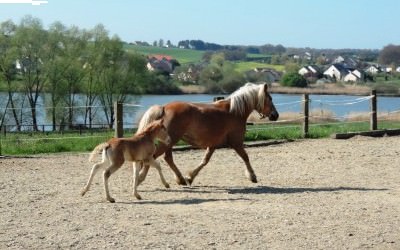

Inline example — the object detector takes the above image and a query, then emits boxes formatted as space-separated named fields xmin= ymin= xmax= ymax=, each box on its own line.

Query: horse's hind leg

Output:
xmin=149 ymin=158 xmax=170 ymax=188
xmin=164 ymin=149 xmax=188 ymax=185
xmin=81 ymin=161 xmax=108 ymax=196
xmin=232 ymin=146 xmax=257 ymax=183
xmin=186 ymin=147 xmax=215 ymax=185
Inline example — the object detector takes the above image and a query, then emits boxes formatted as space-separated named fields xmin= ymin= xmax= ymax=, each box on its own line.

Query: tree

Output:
xmin=45 ymin=21 xmax=70 ymax=131
xmin=281 ymin=72 xmax=307 ymax=88
xmin=378 ymin=44 xmax=400 ymax=66
xmin=0 ymin=20 xmax=20 ymax=130
xmin=14 ymin=15 xmax=48 ymax=131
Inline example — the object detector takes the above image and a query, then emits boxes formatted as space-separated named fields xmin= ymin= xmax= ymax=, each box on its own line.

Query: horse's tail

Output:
xmin=136 ymin=105 xmax=165 ymax=134
xmin=88 ymin=142 xmax=110 ymax=162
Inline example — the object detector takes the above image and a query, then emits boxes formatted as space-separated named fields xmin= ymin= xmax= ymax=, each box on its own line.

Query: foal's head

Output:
xmin=145 ymin=119 xmax=171 ymax=145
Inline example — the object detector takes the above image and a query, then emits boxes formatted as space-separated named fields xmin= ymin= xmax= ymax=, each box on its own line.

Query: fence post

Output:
xmin=370 ymin=90 xmax=377 ymax=131
xmin=114 ymin=102 xmax=123 ymax=138
xmin=302 ymin=94 xmax=309 ymax=138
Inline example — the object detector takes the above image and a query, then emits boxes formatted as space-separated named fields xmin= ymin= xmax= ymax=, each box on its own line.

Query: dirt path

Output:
xmin=1 ymin=136 xmax=400 ymax=249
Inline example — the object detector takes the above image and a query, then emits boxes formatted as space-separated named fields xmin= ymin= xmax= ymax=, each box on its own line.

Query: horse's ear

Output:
xmin=263 ymin=83 xmax=269 ymax=93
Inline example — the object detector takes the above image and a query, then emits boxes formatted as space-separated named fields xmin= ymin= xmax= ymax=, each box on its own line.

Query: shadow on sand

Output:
xmin=116 ymin=185 xmax=388 ymax=205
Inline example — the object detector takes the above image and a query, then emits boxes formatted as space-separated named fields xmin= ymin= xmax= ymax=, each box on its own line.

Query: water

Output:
xmin=1 ymin=92 xmax=400 ymax=129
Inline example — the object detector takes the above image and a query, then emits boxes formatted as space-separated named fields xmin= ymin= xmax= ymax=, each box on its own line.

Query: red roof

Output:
xmin=149 ymin=54 xmax=173 ymax=61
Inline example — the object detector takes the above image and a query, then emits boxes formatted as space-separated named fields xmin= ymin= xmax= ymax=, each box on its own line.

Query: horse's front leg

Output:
xmin=186 ymin=147 xmax=215 ymax=185
xmin=164 ymin=149 xmax=188 ymax=185
xmin=232 ymin=146 xmax=257 ymax=183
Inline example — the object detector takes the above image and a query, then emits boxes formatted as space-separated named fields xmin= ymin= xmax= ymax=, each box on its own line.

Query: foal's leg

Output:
xmin=164 ymin=149 xmax=188 ymax=185
xmin=148 ymin=158 xmax=170 ymax=188
xmin=232 ymin=146 xmax=257 ymax=183
xmin=186 ymin=147 xmax=215 ymax=185
xmin=103 ymin=163 xmax=122 ymax=203
xmin=132 ymin=162 xmax=142 ymax=200
xmin=81 ymin=160 xmax=108 ymax=196
xmin=138 ymin=162 xmax=150 ymax=185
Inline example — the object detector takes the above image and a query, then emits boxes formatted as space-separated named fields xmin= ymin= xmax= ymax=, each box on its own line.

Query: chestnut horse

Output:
xmin=136 ymin=82 xmax=279 ymax=186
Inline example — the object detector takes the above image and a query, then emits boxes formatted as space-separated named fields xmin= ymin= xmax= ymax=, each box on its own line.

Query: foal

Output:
xmin=80 ymin=119 xmax=171 ymax=202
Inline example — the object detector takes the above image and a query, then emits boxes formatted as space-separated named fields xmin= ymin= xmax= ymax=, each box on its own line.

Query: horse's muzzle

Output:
xmin=268 ymin=111 xmax=279 ymax=121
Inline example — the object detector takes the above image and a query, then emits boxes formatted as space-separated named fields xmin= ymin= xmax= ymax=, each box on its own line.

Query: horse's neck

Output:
xmin=215 ymin=99 xmax=253 ymax=119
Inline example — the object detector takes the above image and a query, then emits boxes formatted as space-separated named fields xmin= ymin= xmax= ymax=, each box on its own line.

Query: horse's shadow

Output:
xmin=117 ymin=185 xmax=388 ymax=205
xmin=225 ymin=185 xmax=389 ymax=195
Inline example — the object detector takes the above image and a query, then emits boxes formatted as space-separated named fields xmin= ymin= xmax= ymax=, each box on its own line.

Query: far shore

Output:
xmin=179 ymin=83 xmax=400 ymax=97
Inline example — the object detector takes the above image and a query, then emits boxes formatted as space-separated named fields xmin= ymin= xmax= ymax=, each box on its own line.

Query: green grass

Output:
xmin=124 ymin=44 xmax=204 ymax=64
xmin=233 ymin=61 xmax=285 ymax=73
xmin=1 ymin=121 xmax=399 ymax=155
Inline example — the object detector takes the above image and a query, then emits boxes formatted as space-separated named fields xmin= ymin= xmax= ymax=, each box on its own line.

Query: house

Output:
xmin=365 ymin=65 xmax=381 ymax=74
xmin=323 ymin=63 xmax=351 ymax=81
xmin=146 ymin=54 xmax=180 ymax=76
xmin=344 ymin=69 xmax=364 ymax=83
xmin=298 ymin=65 xmax=322 ymax=78
xmin=332 ymin=55 xmax=359 ymax=69
xmin=245 ymin=68 xmax=282 ymax=83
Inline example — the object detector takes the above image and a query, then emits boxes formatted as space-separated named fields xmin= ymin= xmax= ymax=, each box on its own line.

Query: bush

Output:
xmin=281 ymin=72 xmax=307 ymax=87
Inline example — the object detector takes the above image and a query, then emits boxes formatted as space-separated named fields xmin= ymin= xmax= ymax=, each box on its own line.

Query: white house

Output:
xmin=365 ymin=65 xmax=380 ymax=74
xmin=323 ymin=64 xmax=350 ymax=81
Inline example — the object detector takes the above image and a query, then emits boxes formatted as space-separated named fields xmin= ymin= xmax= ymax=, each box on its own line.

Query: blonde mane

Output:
xmin=227 ymin=83 xmax=266 ymax=116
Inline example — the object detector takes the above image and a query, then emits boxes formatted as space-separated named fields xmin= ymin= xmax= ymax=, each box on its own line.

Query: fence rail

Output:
xmin=1 ymin=91 xmax=400 ymax=155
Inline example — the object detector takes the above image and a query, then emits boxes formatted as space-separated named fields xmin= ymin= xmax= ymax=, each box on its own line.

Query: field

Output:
xmin=1 ymin=136 xmax=399 ymax=249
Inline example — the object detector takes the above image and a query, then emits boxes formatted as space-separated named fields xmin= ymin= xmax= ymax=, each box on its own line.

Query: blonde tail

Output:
xmin=88 ymin=142 xmax=110 ymax=162
xmin=136 ymin=105 xmax=165 ymax=133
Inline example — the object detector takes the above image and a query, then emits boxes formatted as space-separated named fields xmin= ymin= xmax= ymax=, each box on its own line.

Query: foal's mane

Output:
xmin=136 ymin=119 xmax=162 ymax=138
xmin=227 ymin=83 xmax=266 ymax=117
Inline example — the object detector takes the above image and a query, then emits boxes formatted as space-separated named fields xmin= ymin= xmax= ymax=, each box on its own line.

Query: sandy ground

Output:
xmin=1 ymin=136 xmax=400 ymax=249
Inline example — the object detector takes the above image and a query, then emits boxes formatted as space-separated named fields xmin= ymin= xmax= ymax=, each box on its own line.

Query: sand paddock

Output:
xmin=1 ymin=136 xmax=399 ymax=249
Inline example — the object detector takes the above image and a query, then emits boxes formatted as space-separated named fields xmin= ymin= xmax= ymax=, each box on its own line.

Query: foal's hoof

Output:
xmin=80 ymin=189 xmax=87 ymax=196
xmin=134 ymin=194 xmax=142 ymax=200
xmin=250 ymin=176 xmax=258 ymax=183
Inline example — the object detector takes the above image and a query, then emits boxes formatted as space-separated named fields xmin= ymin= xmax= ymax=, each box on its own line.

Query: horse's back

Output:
xmin=163 ymin=101 xmax=246 ymax=148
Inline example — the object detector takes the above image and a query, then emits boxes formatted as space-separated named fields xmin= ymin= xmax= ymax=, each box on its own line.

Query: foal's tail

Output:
xmin=136 ymin=105 xmax=165 ymax=133
xmin=88 ymin=142 xmax=110 ymax=162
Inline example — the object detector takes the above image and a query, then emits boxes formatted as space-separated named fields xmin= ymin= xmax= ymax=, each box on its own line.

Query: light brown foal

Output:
xmin=80 ymin=119 xmax=171 ymax=202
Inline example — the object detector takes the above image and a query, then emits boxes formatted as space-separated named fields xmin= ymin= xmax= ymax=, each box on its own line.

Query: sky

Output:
xmin=0 ymin=0 xmax=399 ymax=50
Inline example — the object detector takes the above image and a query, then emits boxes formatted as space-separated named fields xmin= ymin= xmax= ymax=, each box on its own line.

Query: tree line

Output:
xmin=0 ymin=16 xmax=177 ymax=132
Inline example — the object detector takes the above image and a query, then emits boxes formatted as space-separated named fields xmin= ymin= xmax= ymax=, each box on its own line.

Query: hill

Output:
xmin=124 ymin=44 xmax=204 ymax=64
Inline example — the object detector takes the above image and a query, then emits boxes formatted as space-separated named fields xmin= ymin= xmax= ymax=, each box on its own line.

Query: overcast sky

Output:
xmin=1 ymin=0 xmax=399 ymax=49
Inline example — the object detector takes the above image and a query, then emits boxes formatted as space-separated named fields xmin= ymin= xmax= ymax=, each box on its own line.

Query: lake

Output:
xmin=1 ymin=92 xmax=400 ymax=128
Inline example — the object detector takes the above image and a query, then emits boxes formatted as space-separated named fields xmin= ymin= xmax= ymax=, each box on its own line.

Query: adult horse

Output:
xmin=137 ymin=82 xmax=279 ymax=186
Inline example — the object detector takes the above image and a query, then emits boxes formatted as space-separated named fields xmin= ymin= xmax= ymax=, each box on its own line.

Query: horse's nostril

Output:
xmin=269 ymin=111 xmax=279 ymax=121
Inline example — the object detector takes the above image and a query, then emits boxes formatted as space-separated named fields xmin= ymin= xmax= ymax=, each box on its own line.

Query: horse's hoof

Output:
xmin=176 ymin=178 xmax=188 ymax=186
xmin=107 ymin=197 xmax=116 ymax=203
xmin=164 ymin=183 xmax=170 ymax=188
xmin=185 ymin=176 xmax=193 ymax=186
xmin=135 ymin=194 xmax=142 ymax=200
xmin=251 ymin=176 xmax=258 ymax=183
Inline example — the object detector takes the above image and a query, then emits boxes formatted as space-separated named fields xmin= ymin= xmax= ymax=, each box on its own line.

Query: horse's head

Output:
xmin=153 ymin=119 xmax=171 ymax=145
xmin=259 ymin=84 xmax=279 ymax=121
